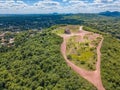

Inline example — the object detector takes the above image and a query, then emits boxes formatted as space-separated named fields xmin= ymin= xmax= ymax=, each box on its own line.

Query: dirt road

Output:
xmin=60 ymin=27 xmax=105 ymax=90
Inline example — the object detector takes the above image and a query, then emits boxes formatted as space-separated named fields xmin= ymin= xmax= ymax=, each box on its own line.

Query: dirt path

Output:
xmin=60 ymin=27 xmax=105 ymax=90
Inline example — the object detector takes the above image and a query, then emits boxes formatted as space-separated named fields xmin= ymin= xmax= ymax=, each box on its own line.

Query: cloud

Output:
xmin=0 ymin=0 xmax=120 ymax=14
xmin=107 ymin=0 xmax=113 ymax=2
xmin=0 ymin=0 xmax=28 ymax=9
xmin=63 ymin=0 xmax=68 ymax=2
xmin=94 ymin=0 xmax=101 ymax=3
xmin=34 ymin=0 xmax=60 ymax=6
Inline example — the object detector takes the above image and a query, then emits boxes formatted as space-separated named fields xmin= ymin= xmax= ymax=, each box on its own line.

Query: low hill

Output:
xmin=0 ymin=29 xmax=96 ymax=90
xmin=99 ymin=11 xmax=120 ymax=17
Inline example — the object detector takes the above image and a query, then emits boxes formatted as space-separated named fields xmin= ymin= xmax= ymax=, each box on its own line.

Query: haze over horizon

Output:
xmin=0 ymin=0 xmax=120 ymax=14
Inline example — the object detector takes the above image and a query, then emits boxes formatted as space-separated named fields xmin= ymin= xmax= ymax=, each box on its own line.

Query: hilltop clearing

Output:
xmin=53 ymin=25 xmax=105 ymax=90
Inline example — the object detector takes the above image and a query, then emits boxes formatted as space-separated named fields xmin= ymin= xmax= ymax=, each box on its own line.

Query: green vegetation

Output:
xmin=84 ymin=17 xmax=120 ymax=39
xmin=101 ymin=36 xmax=120 ymax=90
xmin=0 ymin=14 xmax=120 ymax=39
xmin=0 ymin=13 xmax=120 ymax=89
xmin=0 ymin=29 xmax=96 ymax=90
xmin=52 ymin=27 xmax=65 ymax=35
xmin=83 ymin=26 xmax=120 ymax=90
xmin=63 ymin=14 xmax=120 ymax=39
xmin=49 ymin=25 xmax=79 ymax=35
xmin=66 ymin=35 xmax=98 ymax=70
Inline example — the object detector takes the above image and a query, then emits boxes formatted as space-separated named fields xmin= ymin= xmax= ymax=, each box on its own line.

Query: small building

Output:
xmin=64 ymin=28 xmax=71 ymax=34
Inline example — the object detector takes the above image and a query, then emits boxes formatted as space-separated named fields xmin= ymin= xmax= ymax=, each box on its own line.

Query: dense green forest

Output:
xmin=83 ymin=26 xmax=120 ymax=90
xmin=0 ymin=14 xmax=83 ymax=31
xmin=64 ymin=14 xmax=120 ymax=39
xmin=1 ymin=14 xmax=120 ymax=39
xmin=0 ymin=29 xmax=96 ymax=90
xmin=101 ymin=36 xmax=120 ymax=90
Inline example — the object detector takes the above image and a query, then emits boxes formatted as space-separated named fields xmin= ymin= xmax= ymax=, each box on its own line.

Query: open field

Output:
xmin=66 ymin=34 xmax=101 ymax=70
xmin=53 ymin=25 xmax=80 ymax=35
xmin=54 ymin=25 xmax=102 ymax=70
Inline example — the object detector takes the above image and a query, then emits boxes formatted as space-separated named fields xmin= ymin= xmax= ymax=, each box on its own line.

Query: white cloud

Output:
xmin=34 ymin=1 xmax=60 ymax=6
xmin=63 ymin=0 xmax=68 ymax=2
xmin=107 ymin=0 xmax=113 ymax=2
xmin=0 ymin=0 xmax=120 ymax=14
xmin=94 ymin=0 xmax=101 ymax=3
xmin=69 ymin=0 xmax=85 ymax=4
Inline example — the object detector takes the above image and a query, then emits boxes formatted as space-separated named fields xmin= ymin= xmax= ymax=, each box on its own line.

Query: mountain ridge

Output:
xmin=99 ymin=11 xmax=120 ymax=17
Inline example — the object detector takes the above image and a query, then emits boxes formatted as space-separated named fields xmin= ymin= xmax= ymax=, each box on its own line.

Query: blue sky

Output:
xmin=0 ymin=0 xmax=120 ymax=14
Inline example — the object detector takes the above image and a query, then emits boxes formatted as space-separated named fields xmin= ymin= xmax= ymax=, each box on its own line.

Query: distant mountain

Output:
xmin=99 ymin=11 xmax=120 ymax=17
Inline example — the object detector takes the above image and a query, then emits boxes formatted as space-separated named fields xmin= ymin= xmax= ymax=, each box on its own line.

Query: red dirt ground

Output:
xmin=60 ymin=26 xmax=105 ymax=90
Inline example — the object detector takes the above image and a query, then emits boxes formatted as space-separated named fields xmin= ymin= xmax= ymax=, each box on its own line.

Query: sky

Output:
xmin=0 ymin=0 xmax=120 ymax=14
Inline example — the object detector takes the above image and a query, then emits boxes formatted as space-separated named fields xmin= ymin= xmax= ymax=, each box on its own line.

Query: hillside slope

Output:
xmin=0 ymin=30 xmax=96 ymax=90
xmin=83 ymin=26 xmax=120 ymax=90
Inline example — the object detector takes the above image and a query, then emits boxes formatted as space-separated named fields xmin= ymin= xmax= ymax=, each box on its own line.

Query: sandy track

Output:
xmin=60 ymin=27 xmax=105 ymax=90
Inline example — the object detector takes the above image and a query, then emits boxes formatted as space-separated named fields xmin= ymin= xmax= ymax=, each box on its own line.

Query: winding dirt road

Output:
xmin=60 ymin=27 xmax=105 ymax=90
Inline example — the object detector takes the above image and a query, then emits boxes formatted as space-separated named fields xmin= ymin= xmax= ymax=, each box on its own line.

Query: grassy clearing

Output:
xmin=53 ymin=25 xmax=102 ymax=70
xmin=52 ymin=28 xmax=65 ymax=35
xmin=66 ymin=35 xmax=101 ymax=70
xmin=52 ymin=25 xmax=79 ymax=35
